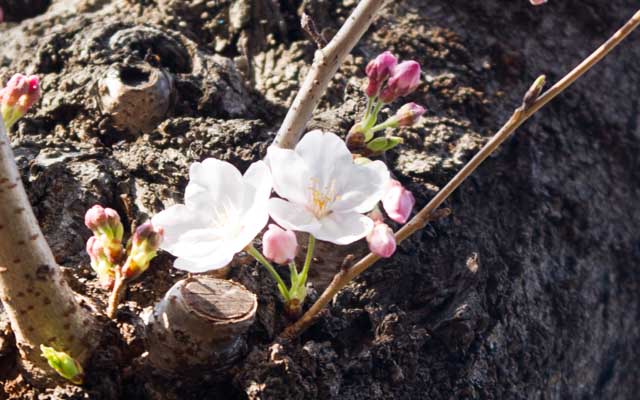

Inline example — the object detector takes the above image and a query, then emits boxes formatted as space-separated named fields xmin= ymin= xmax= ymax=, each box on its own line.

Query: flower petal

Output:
xmin=152 ymin=204 xmax=210 ymax=254
xmin=332 ymin=160 xmax=390 ymax=213
xmin=266 ymin=146 xmax=310 ymax=204
xmin=295 ymin=130 xmax=353 ymax=188
xmin=268 ymin=198 xmax=320 ymax=233
xmin=185 ymin=158 xmax=245 ymax=210
xmin=243 ymin=160 xmax=273 ymax=203
xmin=312 ymin=212 xmax=374 ymax=245
xmin=173 ymin=250 xmax=235 ymax=273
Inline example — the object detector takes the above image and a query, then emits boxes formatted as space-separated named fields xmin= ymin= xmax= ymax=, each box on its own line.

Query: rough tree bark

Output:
xmin=144 ymin=277 xmax=257 ymax=373
xmin=0 ymin=121 xmax=101 ymax=383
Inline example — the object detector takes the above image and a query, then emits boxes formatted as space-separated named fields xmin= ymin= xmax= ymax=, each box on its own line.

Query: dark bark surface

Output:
xmin=1 ymin=0 xmax=639 ymax=398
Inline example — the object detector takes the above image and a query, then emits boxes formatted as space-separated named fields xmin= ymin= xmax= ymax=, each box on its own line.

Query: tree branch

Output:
xmin=274 ymin=0 xmax=387 ymax=149
xmin=281 ymin=7 xmax=640 ymax=340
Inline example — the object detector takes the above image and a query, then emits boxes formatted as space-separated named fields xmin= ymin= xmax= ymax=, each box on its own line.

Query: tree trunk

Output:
xmin=0 ymin=121 xmax=101 ymax=383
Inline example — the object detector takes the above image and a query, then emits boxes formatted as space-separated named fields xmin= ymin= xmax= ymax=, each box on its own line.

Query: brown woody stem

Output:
xmin=0 ymin=120 xmax=101 ymax=383
xmin=274 ymin=0 xmax=387 ymax=149
xmin=280 ymin=8 xmax=640 ymax=340
xmin=106 ymin=268 xmax=126 ymax=319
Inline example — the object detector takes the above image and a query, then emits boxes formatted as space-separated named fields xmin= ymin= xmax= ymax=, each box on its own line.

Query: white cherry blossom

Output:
xmin=267 ymin=130 xmax=389 ymax=245
xmin=152 ymin=158 xmax=272 ymax=272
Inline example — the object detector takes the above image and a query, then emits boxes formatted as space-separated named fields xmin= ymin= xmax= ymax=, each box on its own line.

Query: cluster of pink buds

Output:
xmin=0 ymin=73 xmax=40 ymax=130
xmin=347 ymin=52 xmax=426 ymax=155
xmin=85 ymin=205 xmax=162 ymax=288
xmin=366 ymin=179 xmax=416 ymax=258
xmin=85 ymin=205 xmax=125 ymax=287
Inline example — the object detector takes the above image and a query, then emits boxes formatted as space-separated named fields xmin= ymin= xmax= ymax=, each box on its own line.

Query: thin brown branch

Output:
xmin=106 ymin=267 xmax=126 ymax=319
xmin=274 ymin=0 xmax=387 ymax=149
xmin=301 ymin=12 xmax=327 ymax=48
xmin=281 ymin=8 xmax=640 ymax=340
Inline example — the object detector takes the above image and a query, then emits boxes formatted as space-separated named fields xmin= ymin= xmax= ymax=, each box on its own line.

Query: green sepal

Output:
xmin=366 ymin=136 xmax=404 ymax=153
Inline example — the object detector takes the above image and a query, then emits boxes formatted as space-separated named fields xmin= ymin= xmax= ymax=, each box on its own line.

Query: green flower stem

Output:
xmin=298 ymin=235 xmax=316 ymax=287
xmin=364 ymin=100 xmax=384 ymax=131
xmin=363 ymin=96 xmax=374 ymax=120
xmin=370 ymin=117 xmax=399 ymax=133
xmin=246 ymin=245 xmax=291 ymax=301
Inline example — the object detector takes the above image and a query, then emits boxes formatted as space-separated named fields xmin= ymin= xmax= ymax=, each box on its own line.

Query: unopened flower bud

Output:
xmin=84 ymin=205 xmax=124 ymax=263
xmin=86 ymin=236 xmax=115 ymax=288
xmin=123 ymin=221 xmax=163 ymax=279
xmin=365 ymin=51 xmax=398 ymax=97
xmin=367 ymin=222 xmax=396 ymax=258
xmin=366 ymin=136 xmax=403 ymax=153
xmin=84 ymin=205 xmax=124 ymax=239
xmin=40 ymin=345 xmax=84 ymax=385
xmin=346 ymin=122 xmax=368 ymax=151
xmin=382 ymin=179 xmax=415 ymax=224
xmin=530 ymin=0 xmax=547 ymax=5
xmin=379 ymin=61 xmax=421 ymax=103
xmin=396 ymin=102 xmax=426 ymax=126
xmin=0 ymin=74 xmax=40 ymax=129
xmin=263 ymin=224 xmax=298 ymax=264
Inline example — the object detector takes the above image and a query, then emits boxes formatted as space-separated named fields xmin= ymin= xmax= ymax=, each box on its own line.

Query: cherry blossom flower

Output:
xmin=152 ymin=159 xmax=272 ymax=272
xmin=267 ymin=130 xmax=389 ymax=245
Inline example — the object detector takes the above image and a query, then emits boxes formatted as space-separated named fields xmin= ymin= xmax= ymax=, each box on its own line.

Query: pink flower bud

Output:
xmin=365 ymin=51 xmax=398 ymax=97
xmin=84 ymin=205 xmax=121 ymax=235
xmin=86 ymin=236 xmax=115 ymax=288
xmin=86 ymin=236 xmax=102 ymax=262
xmin=530 ymin=0 xmax=547 ymax=5
xmin=132 ymin=221 xmax=164 ymax=249
xmin=263 ymin=224 xmax=298 ymax=264
xmin=17 ymin=75 xmax=40 ymax=114
xmin=123 ymin=221 xmax=164 ymax=279
xmin=367 ymin=222 xmax=396 ymax=258
xmin=379 ymin=61 xmax=421 ymax=103
xmin=396 ymin=102 xmax=426 ymax=127
xmin=0 ymin=74 xmax=40 ymax=129
xmin=382 ymin=179 xmax=415 ymax=224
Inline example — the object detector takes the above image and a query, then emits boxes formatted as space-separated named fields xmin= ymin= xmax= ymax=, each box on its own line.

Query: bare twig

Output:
xmin=274 ymin=0 xmax=387 ymax=149
xmin=281 ymin=8 xmax=640 ymax=340
xmin=301 ymin=12 xmax=327 ymax=48
xmin=106 ymin=268 xmax=126 ymax=318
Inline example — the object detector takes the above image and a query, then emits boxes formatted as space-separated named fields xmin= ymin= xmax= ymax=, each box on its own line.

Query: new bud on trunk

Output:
xmin=122 ymin=221 xmax=163 ymax=279
xmin=367 ymin=222 xmax=396 ymax=258
xmin=382 ymin=179 xmax=416 ymax=224
xmin=0 ymin=74 xmax=40 ymax=129
xmin=40 ymin=345 xmax=84 ymax=385
xmin=365 ymin=51 xmax=398 ymax=97
xmin=263 ymin=224 xmax=298 ymax=265
xmin=379 ymin=61 xmax=421 ymax=103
